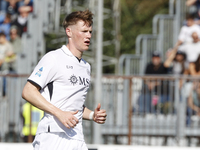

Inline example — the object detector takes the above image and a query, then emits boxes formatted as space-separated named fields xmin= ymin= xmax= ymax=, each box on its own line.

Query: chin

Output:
xmin=82 ymin=47 xmax=90 ymax=51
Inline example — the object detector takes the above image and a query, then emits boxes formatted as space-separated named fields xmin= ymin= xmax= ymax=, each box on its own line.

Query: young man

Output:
xmin=22 ymin=10 xmax=107 ymax=150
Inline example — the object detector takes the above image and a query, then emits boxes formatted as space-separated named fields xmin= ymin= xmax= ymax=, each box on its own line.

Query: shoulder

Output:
xmin=180 ymin=26 xmax=188 ymax=32
xmin=43 ymin=47 xmax=63 ymax=59
xmin=38 ymin=49 xmax=62 ymax=66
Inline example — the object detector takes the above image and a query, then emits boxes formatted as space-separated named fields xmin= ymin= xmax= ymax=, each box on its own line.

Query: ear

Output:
xmin=66 ymin=27 xmax=72 ymax=37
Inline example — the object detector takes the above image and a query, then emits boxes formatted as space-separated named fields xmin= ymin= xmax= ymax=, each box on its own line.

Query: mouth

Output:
xmin=84 ymin=41 xmax=90 ymax=46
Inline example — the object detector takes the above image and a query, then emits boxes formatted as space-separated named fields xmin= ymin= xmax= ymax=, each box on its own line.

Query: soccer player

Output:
xmin=22 ymin=10 xmax=107 ymax=150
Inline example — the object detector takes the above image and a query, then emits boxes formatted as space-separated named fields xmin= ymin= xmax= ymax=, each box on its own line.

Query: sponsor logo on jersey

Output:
xmin=66 ymin=65 xmax=73 ymax=69
xmin=79 ymin=77 xmax=90 ymax=87
xmin=35 ymin=67 xmax=43 ymax=77
xmin=69 ymin=75 xmax=90 ymax=87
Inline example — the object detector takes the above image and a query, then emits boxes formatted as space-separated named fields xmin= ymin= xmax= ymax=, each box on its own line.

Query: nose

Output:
xmin=87 ymin=31 xmax=92 ymax=39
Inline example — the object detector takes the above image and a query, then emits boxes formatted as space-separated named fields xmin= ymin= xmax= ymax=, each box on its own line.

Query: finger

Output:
xmin=72 ymin=116 xmax=79 ymax=123
xmin=71 ymin=117 xmax=79 ymax=124
xmin=95 ymin=116 xmax=106 ymax=121
xmin=65 ymin=123 xmax=71 ymax=129
xmin=72 ymin=119 xmax=78 ymax=125
xmin=96 ymin=120 xmax=106 ymax=124
xmin=95 ymin=113 xmax=107 ymax=119
xmin=96 ymin=103 xmax=101 ymax=111
xmin=67 ymin=121 xmax=75 ymax=128
xmin=72 ymin=110 xmax=79 ymax=115
xmin=95 ymin=111 xmax=107 ymax=116
xmin=96 ymin=109 xmax=106 ymax=114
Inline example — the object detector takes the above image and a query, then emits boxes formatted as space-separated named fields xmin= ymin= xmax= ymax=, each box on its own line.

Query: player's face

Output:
xmin=70 ymin=20 xmax=92 ymax=52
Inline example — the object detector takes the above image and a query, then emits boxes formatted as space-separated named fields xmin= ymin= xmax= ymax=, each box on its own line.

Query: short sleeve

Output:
xmin=28 ymin=52 xmax=58 ymax=89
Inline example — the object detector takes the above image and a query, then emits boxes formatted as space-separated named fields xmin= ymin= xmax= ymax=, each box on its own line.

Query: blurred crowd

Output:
xmin=0 ymin=0 xmax=33 ymax=74
xmin=136 ymin=0 xmax=200 ymax=127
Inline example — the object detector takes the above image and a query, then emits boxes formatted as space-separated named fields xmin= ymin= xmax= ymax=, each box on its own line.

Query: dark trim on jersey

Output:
xmin=27 ymin=79 xmax=42 ymax=90
xmin=75 ymin=56 xmax=81 ymax=62
xmin=48 ymin=125 xmax=50 ymax=132
xmin=47 ymin=81 xmax=54 ymax=101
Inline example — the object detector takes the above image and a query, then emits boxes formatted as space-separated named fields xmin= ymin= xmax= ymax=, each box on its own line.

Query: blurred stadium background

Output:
xmin=1 ymin=0 xmax=200 ymax=149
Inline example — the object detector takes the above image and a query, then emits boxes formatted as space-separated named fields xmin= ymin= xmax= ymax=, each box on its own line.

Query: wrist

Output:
xmin=89 ymin=111 xmax=94 ymax=120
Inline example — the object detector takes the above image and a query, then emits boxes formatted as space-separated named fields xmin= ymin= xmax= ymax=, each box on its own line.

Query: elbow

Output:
xmin=22 ymin=87 xmax=27 ymax=100
xmin=22 ymin=83 xmax=31 ymax=101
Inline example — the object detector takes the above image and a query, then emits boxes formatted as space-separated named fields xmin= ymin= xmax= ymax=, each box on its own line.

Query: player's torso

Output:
xmin=42 ymin=49 xmax=91 ymax=111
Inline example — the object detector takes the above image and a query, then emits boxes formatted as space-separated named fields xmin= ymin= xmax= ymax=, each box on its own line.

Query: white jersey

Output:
xmin=28 ymin=45 xmax=91 ymax=141
xmin=178 ymin=24 xmax=200 ymax=43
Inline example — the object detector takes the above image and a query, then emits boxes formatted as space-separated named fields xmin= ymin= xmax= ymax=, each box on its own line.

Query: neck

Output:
xmin=66 ymin=44 xmax=82 ymax=59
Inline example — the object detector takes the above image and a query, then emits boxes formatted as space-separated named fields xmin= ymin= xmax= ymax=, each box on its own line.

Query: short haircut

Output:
xmin=186 ymin=14 xmax=195 ymax=20
xmin=0 ymin=32 xmax=6 ymax=37
xmin=62 ymin=9 xmax=93 ymax=30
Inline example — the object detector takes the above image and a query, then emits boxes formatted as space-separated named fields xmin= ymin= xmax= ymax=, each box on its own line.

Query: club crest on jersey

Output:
xmin=35 ymin=67 xmax=43 ymax=77
xmin=69 ymin=75 xmax=78 ymax=85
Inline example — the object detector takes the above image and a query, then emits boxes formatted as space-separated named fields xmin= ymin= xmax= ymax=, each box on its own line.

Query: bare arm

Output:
xmin=186 ymin=0 xmax=197 ymax=6
xmin=22 ymin=81 xmax=79 ymax=129
xmin=189 ymin=62 xmax=200 ymax=76
xmin=164 ymin=48 xmax=178 ymax=68
xmin=174 ymin=40 xmax=182 ymax=49
xmin=83 ymin=103 xmax=107 ymax=124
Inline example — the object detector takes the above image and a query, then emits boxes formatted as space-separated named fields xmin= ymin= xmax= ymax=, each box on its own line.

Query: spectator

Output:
xmin=0 ymin=31 xmax=14 ymax=96
xmin=183 ymin=54 xmax=200 ymax=105
xmin=0 ymin=0 xmax=23 ymax=16
xmin=0 ymin=13 xmax=11 ymax=40
xmin=164 ymin=49 xmax=188 ymax=75
xmin=11 ymin=5 xmax=31 ymax=36
xmin=178 ymin=32 xmax=200 ymax=64
xmin=21 ymin=102 xmax=43 ymax=142
xmin=188 ymin=82 xmax=200 ymax=116
xmin=174 ymin=14 xmax=200 ymax=48
xmin=187 ymin=82 xmax=200 ymax=127
xmin=0 ymin=31 xmax=14 ymax=71
xmin=10 ymin=25 xmax=22 ymax=54
xmin=172 ymin=32 xmax=200 ymax=96
xmin=189 ymin=54 xmax=200 ymax=76
xmin=138 ymin=51 xmax=169 ymax=114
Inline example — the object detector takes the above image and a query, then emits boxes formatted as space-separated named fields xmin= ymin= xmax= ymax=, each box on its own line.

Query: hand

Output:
xmin=57 ymin=110 xmax=79 ymax=129
xmin=93 ymin=103 xmax=107 ymax=124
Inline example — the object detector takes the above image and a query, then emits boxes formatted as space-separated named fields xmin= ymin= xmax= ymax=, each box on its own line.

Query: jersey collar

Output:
xmin=61 ymin=45 xmax=74 ymax=57
xmin=61 ymin=45 xmax=86 ymax=64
